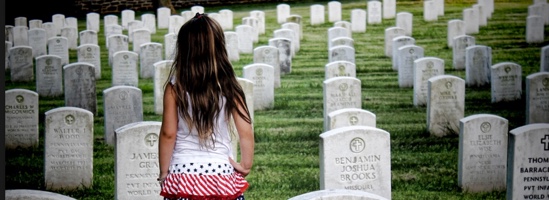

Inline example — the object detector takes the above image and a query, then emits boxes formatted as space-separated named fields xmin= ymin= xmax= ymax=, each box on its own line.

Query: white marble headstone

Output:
xmin=447 ymin=20 xmax=465 ymax=48
xmin=351 ymin=9 xmax=366 ymax=33
xmin=323 ymin=77 xmax=362 ymax=130
xmin=542 ymin=45 xmax=549 ymax=72
xmin=29 ymin=19 xmax=42 ymax=30
xmin=491 ymin=62 xmax=522 ymax=103
xmin=311 ymin=4 xmax=326 ymax=25
xmin=368 ymin=1 xmax=382 ymax=24
xmin=277 ymin=4 xmax=291 ymax=24
xmin=384 ymin=27 xmax=406 ymax=57
xmin=60 ymin=27 xmax=78 ymax=50
xmin=77 ymin=44 xmax=101 ymax=79
xmin=52 ymin=14 xmax=65 ymax=35
xmin=289 ymin=189 xmax=389 ymax=200
xmin=28 ymin=28 xmax=47 ymax=58
xmin=458 ymin=114 xmax=508 ymax=193
xmin=424 ymin=1 xmax=438 ymax=22
xmin=319 ymin=126 xmax=391 ymax=199
xmin=79 ymin=30 xmax=98 ymax=45
xmin=154 ymin=60 xmax=174 ymax=115
xmin=398 ymin=45 xmax=424 ymax=88
xmin=219 ymin=9 xmax=234 ymax=30
xmin=463 ymin=8 xmax=479 ymax=34
xmin=452 ymin=35 xmax=476 ymax=70
xmin=112 ymin=51 xmax=139 ymax=87
xmin=115 ymin=121 xmax=163 ymax=200
xmin=44 ymin=107 xmax=94 ymax=190
xmin=526 ymin=72 xmax=549 ymax=124
xmin=108 ymin=34 xmax=129 ymax=66
xmin=328 ymin=1 xmax=342 ymax=22
xmin=9 ymin=46 xmax=34 ymax=82
xmin=427 ymin=75 xmax=465 ymax=137
xmin=413 ymin=57 xmax=445 ymax=106
xmin=140 ymin=42 xmax=163 ymax=79
xmin=329 ymin=46 xmax=355 ymax=63
xmin=526 ymin=15 xmax=544 ymax=44
xmin=465 ymin=45 xmax=492 ymax=87
xmin=325 ymin=61 xmax=356 ymax=79
xmin=392 ymin=36 xmax=415 ymax=71
xmin=243 ymin=63 xmax=275 ymax=110
xmin=6 ymin=189 xmax=77 ymax=200
xmin=35 ymin=55 xmax=63 ymax=97
xmin=13 ymin=26 xmax=29 ymax=46
xmin=63 ymin=63 xmax=97 ymax=115
xmin=507 ymin=123 xmax=549 ymax=200
xmin=122 ymin=9 xmax=136 ymax=30
xmin=157 ymin=7 xmax=171 ymax=29
xmin=327 ymin=108 xmax=376 ymax=131
xmin=86 ymin=12 xmax=100 ymax=32
xmin=236 ymin=25 xmax=254 ymax=54
xmin=169 ymin=15 xmax=184 ymax=34
xmin=254 ymin=46 xmax=280 ymax=88
xmin=268 ymin=38 xmax=292 ymax=75
xmin=396 ymin=12 xmax=413 ymax=36
xmin=141 ymin=13 xmax=157 ymax=34
xmin=273 ymin=28 xmax=297 ymax=56
xmin=103 ymin=86 xmax=143 ymax=146
xmin=225 ymin=31 xmax=239 ymax=62
xmin=132 ymin=29 xmax=151 ymax=53
xmin=383 ymin=0 xmax=396 ymax=19
xmin=47 ymin=37 xmax=69 ymax=66
xmin=5 ymin=89 xmax=39 ymax=149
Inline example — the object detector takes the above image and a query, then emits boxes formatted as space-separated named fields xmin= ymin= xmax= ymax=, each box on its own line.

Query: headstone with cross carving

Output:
xmin=289 ymin=189 xmax=389 ymax=200
xmin=9 ymin=46 xmax=34 ymax=82
xmin=490 ymin=62 xmax=522 ymax=103
xmin=103 ymin=86 xmax=144 ymax=146
xmin=453 ymin=35 xmax=475 ymax=70
xmin=36 ymin=55 xmax=63 ymax=97
xmin=507 ymin=123 xmax=549 ymax=200
xmin=319 ymin=126 xmax=391 ymax=199
xmin=466 ymin=45 xmax=492 ymax=87
xmin=526 ymin=72 xmax=549 ymax=124
xmin=398 ymin=44 xmax=424 ymax=88
xmin=327 ymin=108 xmax=376 ymax=131
xmin=325 ymin=61 xmax=356 ymax=80
xmin=243 ymin=63 xmax=275 ymax=111
xmin=64 ymin=62 xmax=97 ymax=115
xmin=323 ymin=77 xmax=362 ymax=131
xmin=44 ymin=106 xmax=94 ymax=190
xmin=413 ymin=57 xmax=445 ymax=106
xmin=5 ymin=89 xmax=39 ymax=149
xmin=112 ymin=51 xmax=139 ymax=87
xmin=427 ymin=75 xmax=465 ymax=137
xmin=77 ymin=44 xmax=102 ymax=79
xmin=115 ymin=121 xmax=163 ymax=200
xmin=458 ymin=114 xmax=508 ymax=193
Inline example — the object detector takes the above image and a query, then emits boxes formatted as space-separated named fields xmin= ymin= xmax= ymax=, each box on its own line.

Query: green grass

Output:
xmin=5 ymin=0 xmax=549 ymax=199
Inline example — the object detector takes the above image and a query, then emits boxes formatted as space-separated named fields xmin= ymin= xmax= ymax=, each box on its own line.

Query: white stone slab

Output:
xmin=526 ymin=15 xmax=544 ymax=44
xmin=44 ymin=107 xmax=93 ymax=190
xmin=112 ymin=51 xmax=139 ymax=87
xmin=392 ymin=36 xmax=415 ymax=71
xmin=465 ymin=45 xmax=492 ymax=87
xmin=327 ymin=108 xmax=376 ymax=131
xmin=52 ymin=14 xmax=65 ymax=35
xmin=396 ymin=12 xmax=413 ymax=36
xmin=254 ymin=46 xmax=280 ymax=88
xmin=219 ymin=9 xmax=234 ymax=30
xmin=157 ymin=7 xmax=171 ymax=29
xmin=154 ymin=60 xmax=174 ymax=115
xmin=452 ymin=35 xmax=476 ymax=70
xmin=60 ymin=27 xmax=78 ymax=50
xmin=398 ymin=45 xmax=424 ymax=88
xmin=141 ymin=13 xmax=157 ymax=34
xmin=427 ymin=75 xmax=465 ymax=137
xmin=325 ymin=61 xmax=356 ymax=79
xmin=277 ymin=4 xmax=291 ymax=24
xmin=384 ymin=27 xmax=406 ymax=57
xmin=6 ymin=189 xmax=77 ymax=200
xmin=236 ymin=25 xmax=254 ymax=54
xmin=29 ymin=19 xmax=42 ymax=30
xmin=77 ymin=44 xmax=101 ymax=79
xmin=243 ymin=63 xmax=275 ymax=110
xmin=351 ymin=9 xmax=366 ymax=33
xmin=413 ymin=57 xmax=445 ymax=106
xmin=64 ymin=63 xmax=98 ymax=115
xmin=103 ymin=86 xmax=143 ymax=146
xmin=79 ymin=30 xmax=98 ymax=45
xmin=311 ymin=4 xmax=326 ymax=25
xmin=447 ymin=20 xmax=465 ymax=48
xmin=169 ymin=15 xmax=184 ymax=34
xmin=368 ymin=1 xmax=382 ymax=24
xmin=542 ymin=45 xmax=549 ymax=72
xmin=329 ymin=46 xmax=355 ymax=63
xmin=9 ymin=46 xmax=34 ymax=82
xmin=463 ymin=8 xmax=479 ymax=34
xmin=323 ymin=77 xmax=362 ymax=130
xmin=507 ymin=123 xmax=549 ymax=200
xmin=328 ymin=1 xmax=342 ymax=22
xmin=383 ymin=0 xmax=396 ymax=19
xmin=225 ymin=31 xmax=239 ymax=62
xmin=28 ymin=28 xmax=47 ymax=58
xmin=122 ymin=9 xmax=135 ymax=30
xmin=47 ymin=37 xmax=69 ymax=66
xmin=290 ymin=189 xmax=388 ymax=200
xmin=36 ymin=55 xmax=63 ymax=97
xmin=424 ymin=1 xmax=438 ymax=22
xmin=115 ymin=121 xmax=163 ymax=200
xmin=334 ymin=21 xmax=352 ymax=38
xmin=458 ymin=114 xmax=508 ymax=193
xmin=13 ymin=26 xmax=29 ymax=46
xmin=108 ymin=34 xmax=129 ymax=66
xmin=140 ymin=42 xmax=163 ymax=79
xmin=5 ymin=89 xmax=39 ymax=149
xmin=526 ymin=72 xmax=549 ymax=124
xmin=86 ymin=12 xmax=100 ymax=33
xmin=268 ymin=38 xmax=292 ymax=75
xmin=132 ymin=29 xmax=151 ymax=53
xmin=319 ymin=126 xmax=391 ymax=199
xmin=490 ymin=62 xmax=522 ymax=103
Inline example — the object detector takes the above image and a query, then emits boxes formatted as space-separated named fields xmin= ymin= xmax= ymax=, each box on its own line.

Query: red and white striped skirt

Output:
xmin=160 ymin=162 xmax=248 ymax=200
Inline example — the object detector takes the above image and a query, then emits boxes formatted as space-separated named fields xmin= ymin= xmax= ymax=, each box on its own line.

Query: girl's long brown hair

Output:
xmin=166 ymin=13 xmax=251 ymax=147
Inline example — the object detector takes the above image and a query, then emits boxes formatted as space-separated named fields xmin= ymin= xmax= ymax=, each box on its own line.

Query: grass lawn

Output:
xmin=4 ymin=0 xmax=549 ymax=199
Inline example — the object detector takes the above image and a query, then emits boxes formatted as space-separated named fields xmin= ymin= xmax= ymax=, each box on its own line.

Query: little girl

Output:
xmin=158 ymin=13 xmax=254 ymax=200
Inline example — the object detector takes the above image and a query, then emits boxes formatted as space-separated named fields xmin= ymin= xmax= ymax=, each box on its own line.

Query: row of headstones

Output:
xmin=526 ymin=1 xmax=549 ymax=43
xmin=317 ymin=113 xmax=549 ymax=199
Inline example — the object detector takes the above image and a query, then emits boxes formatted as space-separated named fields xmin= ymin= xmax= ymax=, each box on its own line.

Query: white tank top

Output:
xmin=169 ymin=78 xmax=234 ymax=165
